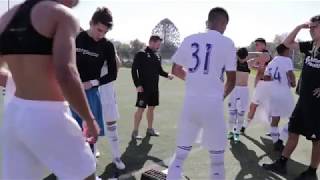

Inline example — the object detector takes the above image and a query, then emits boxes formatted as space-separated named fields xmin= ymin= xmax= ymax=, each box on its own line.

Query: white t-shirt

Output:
xmin=172 ymin=30 xmax=236 ymax=99
xmin=264 ymin=56 xmax=294 ymax=87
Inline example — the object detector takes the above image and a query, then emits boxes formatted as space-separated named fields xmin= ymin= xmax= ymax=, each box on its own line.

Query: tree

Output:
xmin=130 ymin=39 xmax=146 ymax=58
xmin=152 ymin=18 xmax=180 ymax=59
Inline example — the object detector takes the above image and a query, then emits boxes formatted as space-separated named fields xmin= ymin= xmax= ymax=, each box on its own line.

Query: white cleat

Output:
xmin=95 ymin=150 xmax=101 ymax=158
xmin=113 ymin=158 xmax=126 ymax=170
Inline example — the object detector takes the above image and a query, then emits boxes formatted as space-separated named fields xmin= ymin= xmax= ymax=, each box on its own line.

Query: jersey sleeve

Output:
xmin=172 ymin=39 xmax=188 ymax=67
xmin=225 ymin=41 xmax=237 ymax=71
xmin=299 ymin=41 xmax=313 ymax=54
xmin=287 ymin=59 xmax=294 ymax=71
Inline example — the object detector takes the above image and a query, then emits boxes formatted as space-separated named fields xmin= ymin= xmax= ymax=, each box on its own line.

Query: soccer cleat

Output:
xmin=95 ymin=149 xmax=100 ymax=158
xmin=294 ymin=169 xmax=318 ymax=180
xmin=240 ymin=127 xmax=246 ymax=134
xmin=227 ymin=132 xmax=234 ymax=140
xmin=146 ymin=128 xmax=160 ymax=137
xmin=233 ymin=133 xmax=240 ymax=142
xmin=262 ymin=160 xmax=287 ymax=174
xmin=131 ymin=130 xmax=143 ymax=140
xmin=273 ymin=139 xmax=284 ymax=152
xmin=113 ymin=157 xmax=126 ymax=170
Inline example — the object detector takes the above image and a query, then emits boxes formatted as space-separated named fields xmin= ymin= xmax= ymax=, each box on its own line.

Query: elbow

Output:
xmin=56 ymin=66 xmax=78 ymax=85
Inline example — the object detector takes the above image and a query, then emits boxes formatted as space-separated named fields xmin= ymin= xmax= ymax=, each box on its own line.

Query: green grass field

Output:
xmin=1 ymin=67 xmax=319 ymax=180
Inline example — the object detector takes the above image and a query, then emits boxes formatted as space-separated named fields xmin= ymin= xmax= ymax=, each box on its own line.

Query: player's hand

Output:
xmin=168 ymin=74 xmax=174 ymax=80
xmin=299 ymin=22 xmax=311 ymax=29
xmin=83 ymin=81 xmax=93 ymax=90
xmin=313 ymin=88 xmax=320 ymax=98
xmin=136 ymin=86 xmax=144 ymax=92
xmin=83 ymin=119 xmax=100 ymax=144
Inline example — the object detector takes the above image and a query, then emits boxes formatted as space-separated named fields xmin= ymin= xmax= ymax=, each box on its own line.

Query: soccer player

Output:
xmin=263 ymin=44 xmax=296 ymax=151
xmin=263 ymin=15 xmax=320 ymax=180
xmin=99 ymin=52 xmax=125 ymax=169
xmin=0 ymin=0 xmax=99 ymax=179
xmin=71 ymin=7 xmax=117 ymax=155
xmin=243 ymin=38 xmax=272 ymax=132
xmin=167 ymin=7 xmax=236 ymax=179
xmin=131 ymin=35 xmax=174 ymax=139
xmin=228 ymin=47 xmax=250 ymax=142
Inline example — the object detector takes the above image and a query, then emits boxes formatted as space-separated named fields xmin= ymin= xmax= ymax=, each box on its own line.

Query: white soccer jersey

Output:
xmin=172 ymin=30 xmax=236 ymax=99
xmin=264 ymin=56 xmax=294 ymax=87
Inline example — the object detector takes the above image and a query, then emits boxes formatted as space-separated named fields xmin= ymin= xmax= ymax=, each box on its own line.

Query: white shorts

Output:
xmin=269 ymin=84 xmax=295 ymax=118
xmin=176 ymin=97 xmax=227 ymax=150
xmin=99 ymin=83 xmax=120 ymax=122
xmin=2 ymin=97 xmax=96 ymax=179
xmin=251 ymin=81 xmax=272 ymax=105
xmin=3 ymin=73 xmax=15 ymax=109
xmin=228 ymin=86 xmax=249 ymax=112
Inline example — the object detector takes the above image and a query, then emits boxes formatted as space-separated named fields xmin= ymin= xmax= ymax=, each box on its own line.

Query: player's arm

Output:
xmin=159 ymin=58 xmax=174 ymax=80
xmin=283 ymin=23 xmax=309 ymax=50
xmin=287 ymin=70 xmax=296 ymax=87
xmin=0 ymin=69 xmax=8 ymax=87
xmin=172 ymin=63 xmax=186 ymax=80
xmin=99 ymin=43 xmax=117 ymax=85
xmin=115 ymin=53 xmax=122 ymax=71
xmin=224 ymin=71 xmax=236 ymax=99
xmin=224 ymin=42 xmax=237 ymax=99
xmin=131 ymin=52 xmax=143 ymax=91
xmin=52 ymin=8 xmax=96 ymax=125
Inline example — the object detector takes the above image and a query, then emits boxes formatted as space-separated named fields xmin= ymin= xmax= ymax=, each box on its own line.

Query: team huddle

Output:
xmin=0 ymin=0 xmax=319 ymax=180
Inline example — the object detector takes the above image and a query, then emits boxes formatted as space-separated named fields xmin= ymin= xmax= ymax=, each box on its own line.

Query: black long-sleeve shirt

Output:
xmin=76 ymin=31 xmax=117 ymax=86
xmin=131 ymin=47 xmax=169 ymax=92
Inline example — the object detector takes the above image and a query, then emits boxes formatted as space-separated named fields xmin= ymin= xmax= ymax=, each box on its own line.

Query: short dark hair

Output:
xmin=91 ymin=7 xmax=113 ymax=29
xmin=208 ymin=7 xmax=229 ymax=23
xmin=255 ymin=38 xmax=266 ymax=45
xmin=276 ymin=44 xmax=289 ymax=55
xmin=311 ymin=15 xmax=320 ymax=23
xmin=149 ymin=35 xmax=162 ymax=42
xmin=237 ymin=48 xmax=248 ymax=59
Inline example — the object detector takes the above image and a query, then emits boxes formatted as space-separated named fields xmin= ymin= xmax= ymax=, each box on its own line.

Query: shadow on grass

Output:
xmin=229 ymin=134 xmax=309 ymax=180
xmin=99 ymin=135 xmax=167 ymax=179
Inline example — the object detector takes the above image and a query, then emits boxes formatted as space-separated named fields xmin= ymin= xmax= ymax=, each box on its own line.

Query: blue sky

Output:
xmin=1 ymin=0 xmax=320 ymax=46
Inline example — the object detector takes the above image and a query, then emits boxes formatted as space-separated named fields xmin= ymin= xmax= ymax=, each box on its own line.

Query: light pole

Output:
xmin=7 ymin=0 xmax=10 ymax=11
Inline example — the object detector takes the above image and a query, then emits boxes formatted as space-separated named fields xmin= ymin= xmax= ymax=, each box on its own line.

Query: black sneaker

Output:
xmin=262 ymin=160 xmax=287 ymax=174
xmin=240 ymin=127 xmax=246 ymax=134
xmin=274 ymin=139 xmax=284 ymax=152
xmin=146 ymin=128 xmax=160 ymax=137
xmin=294 ymin=169 xmax=318 ymax=180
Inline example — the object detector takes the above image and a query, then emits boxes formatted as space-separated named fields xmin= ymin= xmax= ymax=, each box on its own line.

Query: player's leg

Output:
xmin=167 ymin=104 xmax=200 ymax=179
xmin=99 ymin=85 xmax=125 ymax=169
xmin=247 ymin=102 xmax=258 ymax=122
xmin=6 ymin=98 xmax=96 ymax=179
xmin=227 ymin=88 xmax=237 ymax=140
xmin=202 ymin=100 xmax=227 ymax=180
xmin=2 ymin=102 xmax=45 ymax=179
xmin=146 ymin=91 xmax=160 ymax=136
xmin=133 ymin=92 xmax=147 ymax=139
xmin=296 ymin=140 xmax=320 ymax=179
xmin=270 ymin=116 xmax=282 ymax=150
xmin=240 ymin=86 xmax=250 ymax=133
xmin=86 ymin=88 xmax=105 ymax=154
xmin=106 ymin=121 xmax=125 ymax=170
xmin=263 ymin=103 xmax=303 ymax=174
xmin=263 ymin=132 xmax=299 ymax=174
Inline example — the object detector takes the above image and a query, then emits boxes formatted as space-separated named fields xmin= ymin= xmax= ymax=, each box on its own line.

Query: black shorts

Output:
xmin=135 ymin=91 xmax=159 ymax=108
xmin=289 ymin=98 xmax=320 ymax=141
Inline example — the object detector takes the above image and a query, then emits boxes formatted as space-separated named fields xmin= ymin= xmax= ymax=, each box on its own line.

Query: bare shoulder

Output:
xmin=0 ymin=5 xmax=21 ymax=34
xmin=38 ymin=1 xmax=79 ymax=28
